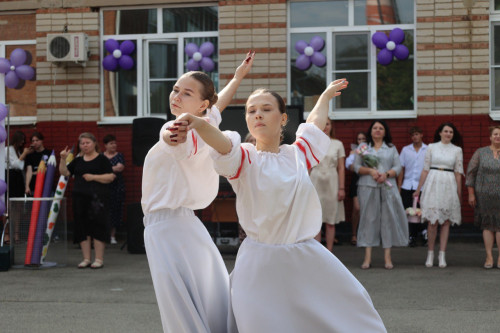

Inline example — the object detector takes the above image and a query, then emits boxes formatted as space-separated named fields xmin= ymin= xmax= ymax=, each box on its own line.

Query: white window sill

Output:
xmin=302 ymin=111 xmax=417 ymax=120
xmin=98 ymin=115 xmax=168 ymax=125
xmin=489 ymin=112 xmax=500 ymax=121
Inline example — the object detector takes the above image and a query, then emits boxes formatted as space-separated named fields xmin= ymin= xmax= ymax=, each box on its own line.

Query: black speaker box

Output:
xmin=132 ymin=117 xmax=166 ymax=166
xmin=126 ymin=203 xmax=146 ymax=254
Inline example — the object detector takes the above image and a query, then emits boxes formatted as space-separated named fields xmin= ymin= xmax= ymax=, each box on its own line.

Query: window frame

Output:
xmin=490 ymin=12 xmax=500 ymax=120
xmin=99 ymin=4 xmax=218 ymax=124
xmin=287 ymin=1 xmax=417 ymax=120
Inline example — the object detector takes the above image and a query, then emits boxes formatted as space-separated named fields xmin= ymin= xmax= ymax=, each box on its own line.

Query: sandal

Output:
xmin=91 ymin=259 xmax=104 ymax=269
xmin=350 ymin=236 xmax=357 ymax=246
xmin=78 ymin=259 xmax=91 ymax=269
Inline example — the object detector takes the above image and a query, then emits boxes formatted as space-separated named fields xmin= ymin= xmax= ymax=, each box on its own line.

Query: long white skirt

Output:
xmin=144 ymin=208 xmax=231 ymax=333
xmin=229 ymin=238 xmax=386 ymax=333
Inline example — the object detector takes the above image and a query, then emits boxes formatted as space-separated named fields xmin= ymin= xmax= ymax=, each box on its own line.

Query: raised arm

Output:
xmin=215 ymin=51 xmax=255 ymax=112
xmin=306 ymin=79 xmax=348 ymax=130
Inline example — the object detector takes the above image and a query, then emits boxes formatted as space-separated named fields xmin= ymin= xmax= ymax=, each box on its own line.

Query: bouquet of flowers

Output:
xmin=355 ymin=143 xmax=392 ymax=188
xmin=406 ymin=197 xmax=422 ymax=223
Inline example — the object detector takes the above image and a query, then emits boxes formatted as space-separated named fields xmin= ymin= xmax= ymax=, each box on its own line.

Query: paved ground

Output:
xmin=1 ymin=237 xmax=499 ymax=332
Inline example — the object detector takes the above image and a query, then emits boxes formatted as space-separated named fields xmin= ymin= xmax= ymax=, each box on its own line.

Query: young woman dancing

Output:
xmin=141 ymin=52 xmax=254 ymax=333
xmin=172 ymin=79 xmax=387 ymax=332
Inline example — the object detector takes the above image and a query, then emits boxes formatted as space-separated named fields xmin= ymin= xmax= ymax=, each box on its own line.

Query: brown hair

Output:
xmin=325 ymin=118 xmax=335 ymax=139
xmin=489 ymin=125 xmax=500 ymax=135
xmin=409 ymin=126 xmax=423 ymax=135
xmin=247 ymin=88 xmax=286 ymax=115
xmin=180 ymin=71 xmax=218 ymax=108
xmin=78 ymin=132 xmax=99 ymax=153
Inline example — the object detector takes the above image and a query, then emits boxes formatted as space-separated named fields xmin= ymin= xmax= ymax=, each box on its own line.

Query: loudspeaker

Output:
xmin=132 ymin=117 xmax=166 ymax=166
xmin=126 ymin=203 xmax=146 ymax=254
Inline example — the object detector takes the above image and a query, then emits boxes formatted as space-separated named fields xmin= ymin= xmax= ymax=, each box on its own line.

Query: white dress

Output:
xmin=310 ymin=138 xmax=346 ymax=224
xmin=420 ymin=142 xmax=463 ymax=225
xmin=141 ymin=107 xmax=232 ymax=333
xmin=212 ymin=123 xmax=386 ymax=333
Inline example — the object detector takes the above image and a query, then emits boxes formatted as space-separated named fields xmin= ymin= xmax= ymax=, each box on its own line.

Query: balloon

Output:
xmin=10 ymin=48 xmax=27 ymax=67
xmin=311 ymin=52 xmax=326 ymax=67
xmin=102 ymin=54 xmax=119 ymax=71
xmin=105 ymin=39 xmax=120 ymax=53
xmin=120 ymin=40 xmax=135 ymax=55
xmin=0 ymin=200 xmax=5 ymax=216
xmin=185 ymin=43 xmax=198 ymax=57
xmin=0 ymin=58 xmax=10 ymax=74
xmin=5 ymin=71 xmax=19 ymax=89
xmin=295 ymin=40 xmax=308 ymax=54
xmin=394 ymin=44 xmax=409 ymax=60
xmin=0 ymin=126 xmax=6 ymax=143
xmin=377 ymin=49 xmax=393 ymax=66
xmin=119 ymin=55 xmax=134 ymax=70
xmin=295 ymin=54 xmax=311 ymax=71
xmin=0 ymin=104 xmax=8 ymax=121
xmin=199 ymin=42 xmax=214 ymax=57
xmin=389 ymin=28 xmax=405 ymax=44
xmin=200 ymin=57 xmax=215 ymax=72
xmin=15 ymin=65 xmax=35 ymax=80
xmin=0 ymin=179 xmax=6 ymax=195
xmin=310 ymin=36 xmax=325 ymax=51
xmin=186 ymin=58 xmax=200 ymax=71
xmin=372 ymin=32 xmax=388 ymax=49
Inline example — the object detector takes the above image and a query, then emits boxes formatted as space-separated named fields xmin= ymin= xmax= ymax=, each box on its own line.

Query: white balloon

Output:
xmin=113 ymin=49 xmax=122 ymax=59
xmin=193 ymin=52 xmax=202 ymax=62
xmin=386 ymin=41 xmax=396 ymax=51
xmin=304 ymin=46 xmax=314 ymax=57
xmin=10 ymin=65 xmax=15 ymax=71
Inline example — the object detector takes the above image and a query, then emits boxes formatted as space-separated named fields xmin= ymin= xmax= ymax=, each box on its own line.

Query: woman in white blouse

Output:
xmin=173 ymin=80 xmax=386 ymax=333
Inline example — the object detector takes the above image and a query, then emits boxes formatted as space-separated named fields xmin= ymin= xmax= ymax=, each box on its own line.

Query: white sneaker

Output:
xmin=110 ymin=237 xmax=117 ymax=245
xmin=425 ymin=251 xmax=434 ymax=268
xmin=438 ymin=251 xmax=447 ymax=268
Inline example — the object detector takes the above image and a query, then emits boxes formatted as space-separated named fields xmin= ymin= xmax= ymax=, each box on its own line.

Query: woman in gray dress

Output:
xmin=354 ymin=120 xmax=408 ymax=269
xmin=466 ymin=126 xmax=500 ymax=269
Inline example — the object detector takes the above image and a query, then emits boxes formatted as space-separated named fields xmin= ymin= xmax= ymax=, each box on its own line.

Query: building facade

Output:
xmin=1 ymin=0 xmax=498 ymax=224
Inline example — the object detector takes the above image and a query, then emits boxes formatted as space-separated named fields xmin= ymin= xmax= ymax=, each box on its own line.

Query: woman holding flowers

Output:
xmin=353 ymin=120 xmax=408 ymax=270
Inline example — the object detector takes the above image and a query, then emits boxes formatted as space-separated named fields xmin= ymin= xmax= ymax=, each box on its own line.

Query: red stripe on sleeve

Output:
xmin=294 ymin=141 xmax=311 ymax=169
xmin=297 ymin=136 xmax=319 ymax=164
xmin=229 ymin=147 xmax=246 ymax=180
xmin=244 ymin=148 xmax=251 ymax=164
xmin=192 ymin=131 xmax=198 ymax=155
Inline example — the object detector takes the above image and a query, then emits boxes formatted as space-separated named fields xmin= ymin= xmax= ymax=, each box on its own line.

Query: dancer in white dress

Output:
xmin=414 ymin=122 xmax=463 ymax=268
xmin=310 ymin=118 xmax=346 ymax=251
xmin=141 ymin=52 xmax=254 ymax=333
xmin=172 ymin=80 xmax=386 ymax=333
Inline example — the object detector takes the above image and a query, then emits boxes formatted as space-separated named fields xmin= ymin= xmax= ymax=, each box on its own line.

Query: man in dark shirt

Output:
xmin=25 ymin=131 xmax=52 ymax=195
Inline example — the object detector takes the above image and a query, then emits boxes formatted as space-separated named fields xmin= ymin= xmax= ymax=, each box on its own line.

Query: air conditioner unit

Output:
xmin=46 ymin=33 xmax=89 ymax=62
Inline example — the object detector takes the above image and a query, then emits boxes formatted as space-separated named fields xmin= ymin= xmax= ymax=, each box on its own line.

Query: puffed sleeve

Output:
xmin=454 ymin=147 xmax=464 ymax=175
xmin=423 ymin=144 xmax=432 ymax=171
xmin=465 ymin=148 xmax=480 ymax=187
xmin=391 ymin=146 xmax=402 ymax=176
xmin=210 ymin=131 xmax=244 ymax=179
xmin=293 ymin=123 xmax=330 ymax=169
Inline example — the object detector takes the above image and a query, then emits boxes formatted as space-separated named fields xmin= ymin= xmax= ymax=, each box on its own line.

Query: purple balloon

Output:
xmin=0 ymin=104 xmax=7 ymax=121
xmin=5 ymin=71 xmax=19 ymax=89
xmin=295 ymin=54 xmax=311 ymax=71
xmin=200 ymin=57 xmax=215 ymax=72
xmin=15 ymin=65 xmax=35 ymax=80
xmin=199 ymin=42 xmax=214 ymax=57
xmin=311 ymin=52 xmax=326 ymax=67
xmin=10 ymin=48 xmax=26 ymax=67
xmin=372 ymin=32 xmax=389 ymax=49
xmin=186 ymin=58 xmax=200 ymax=71
xmin=185 ymin=43 xmax=199 ymax=57
xmin=0 ymin=179 xmax=6 ymax=195
xmin=0 ymin=58 xmax=10 ymax=74
xmin=0 ymin=126 xmax=6 ymax=143
xmin=105 ymin=39 xmax=120 ymax=53
xmin=120 ymin=40 xmax=135 ymax=55
xmin=295 ymin=40 xmax=308 ymax=54
xmin=102 ymin=54 xmax=119 ymax=71
xmin=310 ymin=36 xmax=325 ymax=52
xmin=394 ymin=44 xmax=409 ymax=60
xmin=377 ymin=49 xmax=393 ymax=66
xmin=0 ymin=200 xmax=5 ymax=216
xmin=389 ymin=28 xmax=405 ymax=44
xmin=119 ymin=55 xmax=134 ymax=70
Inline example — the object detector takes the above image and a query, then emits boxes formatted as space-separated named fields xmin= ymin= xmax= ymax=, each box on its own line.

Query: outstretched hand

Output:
xmin=162 ymin=113 xmax=205 ymax=146
xmin=323 ymin=79 xmax=349 ymax=100
xmin=234 ymin=50 xmax=255 ymax=81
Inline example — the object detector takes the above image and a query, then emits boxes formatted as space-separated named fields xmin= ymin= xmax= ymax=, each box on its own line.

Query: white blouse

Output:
xmin=141 ymin=107 xmax=221 ymax=214
xmin=211 ymin=123 xmax=330 ymax=245
xmin=6 ymin=146 xmax=24 ymax=170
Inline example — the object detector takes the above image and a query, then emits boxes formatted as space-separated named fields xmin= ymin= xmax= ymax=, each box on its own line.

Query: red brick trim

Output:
xmin=230 ymin=97 xmax=288 ymax=105
xmin=417 ymin=95 xmax=489 ymax=102
xmin=37 ymin=79 xmax=100 ymax=85
xmin=36 ymin=31 xmax=99 ymax=38
xmin=37 ymin=8 xmax=92 ymax=14
xmin=417 ymin=15 xmax=489 ymax=23
xmin=220 ymin=47 xmax=286 ymax=54
xmin=219 ymin=0 xmax=285 ymax=5
xmin=220 ymin=73 xmax=286 ymax=80
xmin=417 ymin=42 xmax=488 ymax=50
xmin=220 ymin=23 xmax=286 ymax=29
xmin=37 ymin=103 xmax=100 ymax=109
xmin=417 ymin=69 xmax=489 ymax=76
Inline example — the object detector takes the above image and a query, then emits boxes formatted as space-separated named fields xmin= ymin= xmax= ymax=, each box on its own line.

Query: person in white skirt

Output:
xmin=171 ymin=79 xmax=387 ymax=333
xmin=310 ymin=118 xmax=346 ymax=251
xmin=141 ymin=52 xmax=254 ymax=333
xmin=414 ymin=122 xmax=464 ymax=268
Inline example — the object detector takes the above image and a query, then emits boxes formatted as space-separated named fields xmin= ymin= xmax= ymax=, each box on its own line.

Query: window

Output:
xmin=289 ymin=0 xmax=415 ymax=119
xmin=491 ymin=20 xmax=500 ymax=119
xmin=100 ymin=6 xmax=218 ymax=122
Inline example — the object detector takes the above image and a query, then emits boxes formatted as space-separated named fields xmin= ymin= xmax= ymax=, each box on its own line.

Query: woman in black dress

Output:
xmin=59 ymin=132 xmax=115 ymax=269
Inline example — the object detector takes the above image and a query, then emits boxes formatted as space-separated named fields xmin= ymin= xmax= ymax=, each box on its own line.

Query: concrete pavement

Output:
xmin=1 ymin=238 xmax=499 ymax=332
